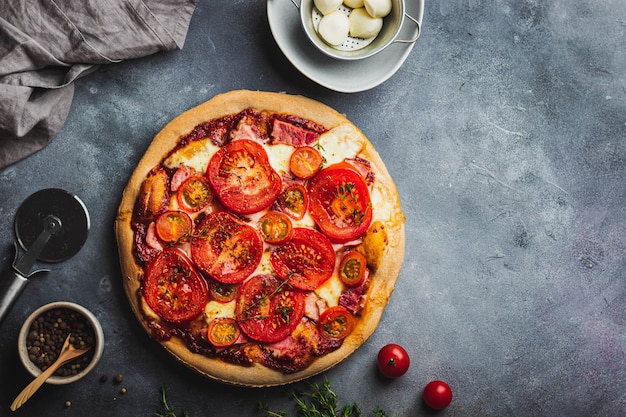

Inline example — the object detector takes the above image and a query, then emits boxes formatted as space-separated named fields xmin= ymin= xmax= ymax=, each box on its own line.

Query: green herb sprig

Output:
xmin=155 ymin=387 xmax=190 ymax=417
xmin=259 ymin=378 xmax=388 ymax=417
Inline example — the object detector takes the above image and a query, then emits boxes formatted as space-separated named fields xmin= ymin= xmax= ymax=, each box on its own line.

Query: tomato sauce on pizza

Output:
xmin=116 ymin=91 xmax=405 ymax=386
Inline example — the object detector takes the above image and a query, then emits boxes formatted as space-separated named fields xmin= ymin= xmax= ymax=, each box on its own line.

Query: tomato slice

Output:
xmin=339 ymin=251 xmax=368 ymax=287
xmin=318 ymin=306 xmax=355 ymax=340
xmin=143 ymin=248 xmax=208 ymax=323
xmin=209 ymin=280 xmax=239 ymax=303
xmin=207 ymin=317 xmax=241 ymax=347
xmin=155 ymin=210 xmax=193 ymax=242
xmin=276 ymin=184 xmax=308 ymax=220
xmin=177 ymin=175 xmax=212 ymax=212
xmin=270 ymin=228 xmax=335 ymax=290
xmin=235 ymin=274 xmax=305 ymax=343
xmin=289 ymin=146 xmax=323 ymax=179
xmin=191 ymin=211 xmax=263 ymax=284
xmin=258 ymin=211 xmax=294 ymax=244
xmin=206 ymin=139 xmax=282 ymax=214
xmin=307 ymin=163 xmax=373 ymax=243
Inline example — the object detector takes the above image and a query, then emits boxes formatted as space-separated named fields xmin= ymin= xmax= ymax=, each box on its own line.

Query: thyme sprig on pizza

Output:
xmin=116 ymin=91 xmax=405 ymax=386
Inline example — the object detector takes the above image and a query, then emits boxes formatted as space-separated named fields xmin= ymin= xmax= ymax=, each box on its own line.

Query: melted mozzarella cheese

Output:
xmin=204 ymin=300 xmax=236 ymax=323
xmin=370 ymin=182 xmax=394 ymax=223
xmin=318 ymin=124 xmax=365 ymax=165
xmin=264 ymin=143 xmax=295 ymax=176
xmin=315 ymin=276 xmax=344 ymax=308
xmin=163 ymin=138 xmax=220 ymax=172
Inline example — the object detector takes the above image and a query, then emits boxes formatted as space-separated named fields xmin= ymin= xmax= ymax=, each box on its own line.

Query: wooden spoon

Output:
xmin=10 ymin=333 xmax=91 ymax=411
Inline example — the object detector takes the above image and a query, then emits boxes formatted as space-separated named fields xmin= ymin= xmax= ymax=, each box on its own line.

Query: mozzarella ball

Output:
xmin=317 ymin=12 xmax=350 ymax=46
xmin=343 ymin=0 xmax=364 ymax=8
xmin=349 ymin=7 xmax=383 ymax=38
xmin=363 ymin=0 xmax=392 ymax=18
xmin=314 ymin=0 xmax=343 ymax=15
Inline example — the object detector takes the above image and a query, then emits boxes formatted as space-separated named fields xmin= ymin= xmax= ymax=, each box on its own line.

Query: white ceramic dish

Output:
xmin=18 ymin=301 xmax=104 ymax=385
xmin=267 ymin=0 xmax=424 ymax=92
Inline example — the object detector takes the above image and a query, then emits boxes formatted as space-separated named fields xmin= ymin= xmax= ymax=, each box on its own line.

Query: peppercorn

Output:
xmin=25 ymin=307 xmax=95 ymax=377
xmin=114 ymin=373 xmax=124 ymax=384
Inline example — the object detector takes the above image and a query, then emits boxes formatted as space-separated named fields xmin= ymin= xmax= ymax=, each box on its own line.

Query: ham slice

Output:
xmin=303 ymin=291 xmax=328 ymax=322
xmin=230 ymin=109 xmax=272 ymax=142
xmin=271 ymin=119 xmax=318 ymax=146
xmin=170 ymin=166 xmax=195 ymax=192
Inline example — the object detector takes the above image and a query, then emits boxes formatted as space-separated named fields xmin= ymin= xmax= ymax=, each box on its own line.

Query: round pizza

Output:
xmin=115 ymin=90 xmax=405 ymax=387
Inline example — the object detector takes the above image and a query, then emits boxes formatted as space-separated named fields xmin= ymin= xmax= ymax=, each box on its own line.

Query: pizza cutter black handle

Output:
xmin=0 ymin=263 xmax=29 ymax=325
xmin=0 ymin=223 xmax=55 ymax=325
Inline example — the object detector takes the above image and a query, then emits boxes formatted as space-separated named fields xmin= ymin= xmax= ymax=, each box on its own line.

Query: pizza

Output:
xmin=115 ymin=90 xmax=405 ymax=387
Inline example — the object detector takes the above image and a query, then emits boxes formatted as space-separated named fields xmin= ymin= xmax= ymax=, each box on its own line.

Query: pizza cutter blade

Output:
xmin=0 ymin=189 xmax=90 ymax=324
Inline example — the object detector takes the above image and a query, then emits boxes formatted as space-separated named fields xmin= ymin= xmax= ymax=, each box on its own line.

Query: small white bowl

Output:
xmin=18 ymin=302 xmax=104 ymax=385
xmin=297 ymin=0 xmax=420 ymax=60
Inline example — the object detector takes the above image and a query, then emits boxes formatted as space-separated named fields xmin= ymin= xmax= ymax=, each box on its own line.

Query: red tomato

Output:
xmin=377 ymin=344 xmax=410 ymax=378
xmin=423 ymin=380 xmax=453 ymax=410
xmin=276 ymin=184 xmax=308 ymax=220
xmin=206 ymin=317 xmax=241 ymax=347
xmin=289 ymin=146 xmax=323 ymax=179
xmin=206 ymin=139 xmax=282 ymax=214
xmin=209 ymin=280 xmax=239 ymax=303
xmin=191 ymin=211 xmax=263 ymax=284
xmin=270 ymin=228 xmax=335 ymax=290
xmin=307 ymin=163 xmax=373 ymax=243
xmin=318 ymin=306 xmax=355 ymax=340
xmin=258 ymin=211 xmax=294 ymax=244
xmin=235 ymin=274 xmax=305 ymax=343
xmin=177 ymin=175 xmax=212 ymax=212
xmin=155 ymin=210 xmax=193 ymax=242
xmin=143 ymin=248 xmax=208 ymax=323
xmin=339 ymin=251 xmax=367 ymax=287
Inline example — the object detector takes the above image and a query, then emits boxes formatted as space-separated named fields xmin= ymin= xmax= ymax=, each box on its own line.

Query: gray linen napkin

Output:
xmin=0 ymin=0 xmax=199 ymax=168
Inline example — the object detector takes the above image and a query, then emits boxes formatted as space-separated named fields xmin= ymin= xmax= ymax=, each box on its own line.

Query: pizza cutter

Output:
xmin=0 ymin=189 xmax=90 ymax=324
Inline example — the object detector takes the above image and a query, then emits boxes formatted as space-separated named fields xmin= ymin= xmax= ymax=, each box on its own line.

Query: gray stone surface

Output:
xmin=0 ymin=0 xmax=624 ymax=415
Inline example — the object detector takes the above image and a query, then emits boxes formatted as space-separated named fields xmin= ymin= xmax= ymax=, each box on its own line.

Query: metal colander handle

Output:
xmin=392 ymin=13 xmax=421 ymax=44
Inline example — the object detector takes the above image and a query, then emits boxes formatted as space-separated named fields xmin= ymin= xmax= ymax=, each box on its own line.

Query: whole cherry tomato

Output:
xmin=423 ymin=380 xmax=453 ymax=410
xmin=377 ymin=344 xmax=410 ymax=378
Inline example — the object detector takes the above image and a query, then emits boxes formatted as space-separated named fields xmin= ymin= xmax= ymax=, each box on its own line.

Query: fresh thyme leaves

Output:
xmin=259 ymin=378 xmax=388 ymax=417
xmin=155 ymin=387 xmax=190 ymax=417
xmin=155 ymin=379 xmax=386 ymax=417
xmin=276 ymin=305 xmax=295 ymax=324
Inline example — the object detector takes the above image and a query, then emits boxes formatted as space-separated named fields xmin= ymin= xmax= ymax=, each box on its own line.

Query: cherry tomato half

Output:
xmin=177 ymin=175 xmax=212 ymax=212
xmin=209 ymin=280 xmax=239 ymax=303
xmin=143 ymin=248 xmax=208 ymax=323
xmin=258 ymin=211 xmax=294 ymax=244
xmin=318 ymin=306 xmax=355 ymax=340
xmin=207 ymin=139 xmax=282 ymax=214
xmin=289 ymin=146 xmax=323 ymax=179
xmin=206 ymin=317 xmax=241 ymax=348
xmin=377 ymin=343 xmax=410 ymax=378
xmin=155 ymin=210 xmax=193 ymax=242
xmin=423 ymin=380 xmax=453 ymax=410
xmin=307 ymin=163 xmax=373 ymax=243
xmin=339 ymin=251 xmax=367 ymax=287
xmin=276 ymin=184 xmax=308 ymax=220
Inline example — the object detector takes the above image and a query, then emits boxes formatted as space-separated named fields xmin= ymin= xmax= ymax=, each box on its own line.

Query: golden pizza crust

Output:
xmin=115 ymin=90 xmax=405 ymax=387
